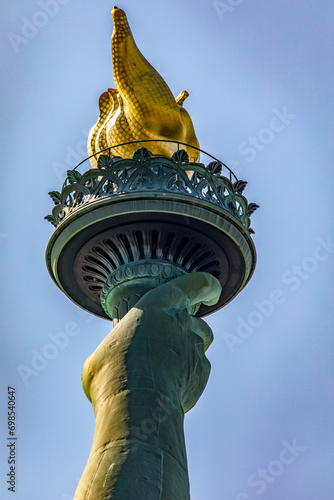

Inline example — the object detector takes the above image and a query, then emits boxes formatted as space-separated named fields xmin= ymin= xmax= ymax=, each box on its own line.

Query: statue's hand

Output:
xmin=135 ymin=272 xmax=222 ymax=411
xmin=137 ymin=271 xmax=221 ymax=320
xmin=82 ymin=272 xmax=221 ymax=412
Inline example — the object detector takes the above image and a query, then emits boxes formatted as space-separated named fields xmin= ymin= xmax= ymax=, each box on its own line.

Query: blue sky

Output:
xmin=1 ymin=0 xmax=334 ymax=498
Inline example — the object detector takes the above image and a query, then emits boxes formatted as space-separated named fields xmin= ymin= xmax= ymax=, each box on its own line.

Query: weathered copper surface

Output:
xmin=73 ymin=273 xmax=221 ymax=499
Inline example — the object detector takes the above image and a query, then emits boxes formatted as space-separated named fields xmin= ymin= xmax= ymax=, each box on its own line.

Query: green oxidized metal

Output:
xmin=45 ymin=145 xmax=258 ymax=321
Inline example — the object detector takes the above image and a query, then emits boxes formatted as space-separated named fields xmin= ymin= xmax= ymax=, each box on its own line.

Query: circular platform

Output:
xmin=45 ymin=147 xmax=257 ymax=320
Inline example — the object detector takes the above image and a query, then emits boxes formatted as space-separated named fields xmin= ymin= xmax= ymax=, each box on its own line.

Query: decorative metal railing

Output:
xmin=45 ymin=141 xmax=258 ymax=233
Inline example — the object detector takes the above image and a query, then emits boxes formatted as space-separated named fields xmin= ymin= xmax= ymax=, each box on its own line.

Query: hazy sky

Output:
xmin=1 ymin=1 xmax=334 ymax=499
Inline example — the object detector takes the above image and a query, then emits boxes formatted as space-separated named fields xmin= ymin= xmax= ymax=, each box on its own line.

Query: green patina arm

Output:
xmin=74 ymin=272 xmax=221 ymax=500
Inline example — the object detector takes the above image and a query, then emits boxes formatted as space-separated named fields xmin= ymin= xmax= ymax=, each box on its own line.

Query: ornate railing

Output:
xmin=45 ymin=142 xmax=259 ymax=233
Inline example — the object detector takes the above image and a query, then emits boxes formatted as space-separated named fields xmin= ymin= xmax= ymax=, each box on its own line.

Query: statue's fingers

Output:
xmin=137 ymin=271 xmax=221 ymax=313
xmin=188 ymin=315 xmax=214 ymax=351
xmin=174 ymin=311 xmax=214 ymax=351
xmin=171 ymin=272 xmax=222 ymax=309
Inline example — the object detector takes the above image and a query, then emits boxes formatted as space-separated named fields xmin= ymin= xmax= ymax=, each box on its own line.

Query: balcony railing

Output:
xmin=45 ymin=141 xmax=258 ymax=232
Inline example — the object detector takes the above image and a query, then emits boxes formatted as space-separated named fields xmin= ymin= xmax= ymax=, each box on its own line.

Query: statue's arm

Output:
xmin=137 ymin=271 xmax=222 ymax=313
